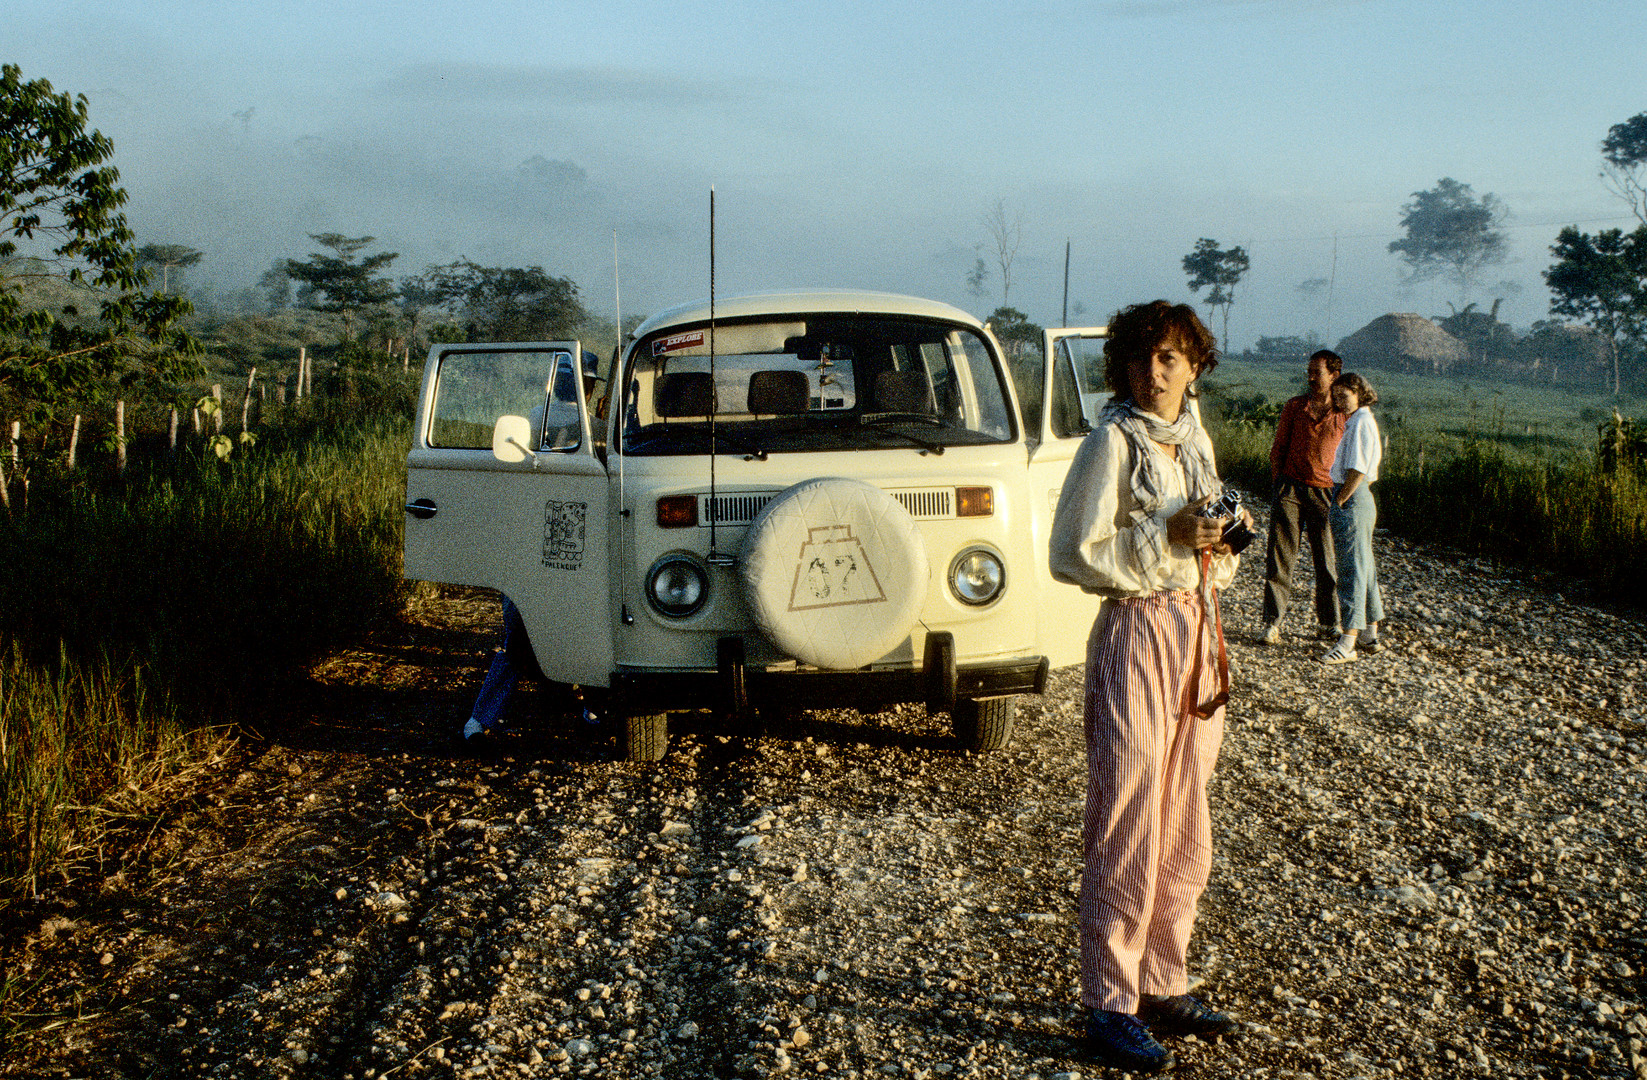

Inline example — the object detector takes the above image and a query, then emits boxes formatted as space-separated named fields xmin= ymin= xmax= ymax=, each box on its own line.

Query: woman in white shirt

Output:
xmin=1049 ymin=300 xmax=1246 ymax=1074
xmin=1322 ymin=371 xmax=1384 ymax=663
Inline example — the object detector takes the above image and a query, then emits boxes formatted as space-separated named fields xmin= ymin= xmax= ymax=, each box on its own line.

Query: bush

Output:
xmin=1598 ymin=411 xmax=1647 ymax=475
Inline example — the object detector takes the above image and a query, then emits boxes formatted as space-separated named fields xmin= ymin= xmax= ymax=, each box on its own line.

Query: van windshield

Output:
xmin=620 ymin=315 xmax=1015 ymax=456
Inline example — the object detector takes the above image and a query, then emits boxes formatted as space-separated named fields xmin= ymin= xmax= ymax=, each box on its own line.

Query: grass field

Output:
xmin=1200 ymin=359 xmax=1647 ymax=607
xmin=1205 ymin=358 xmax=1647 ymax=464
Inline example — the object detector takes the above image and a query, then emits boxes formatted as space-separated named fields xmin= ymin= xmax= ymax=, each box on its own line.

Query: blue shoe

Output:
xmin=1084 ymin=1009 xmax=1175 ymax=1073
xmin=1138 ymin=993 xmax=1238 ymax=1038
xmin=456 ymin=717 xmax=509 ymax=756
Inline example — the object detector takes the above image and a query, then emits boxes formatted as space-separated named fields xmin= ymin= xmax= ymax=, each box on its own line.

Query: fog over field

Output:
xmin=10 ymin=0 xmax=1646 ymax=346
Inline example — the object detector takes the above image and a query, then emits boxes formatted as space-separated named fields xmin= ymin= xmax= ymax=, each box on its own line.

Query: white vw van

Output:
xmin=404 ymin=291 xmax=1112 ymax=760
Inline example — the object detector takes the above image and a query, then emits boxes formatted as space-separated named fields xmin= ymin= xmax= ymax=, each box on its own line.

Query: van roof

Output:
xmin=629 ymin=290 xmax=985 ymax=340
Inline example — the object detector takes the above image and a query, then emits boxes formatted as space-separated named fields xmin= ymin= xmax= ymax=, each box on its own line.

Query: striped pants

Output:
xmin=1079 ymin=590 xmax=1225 ymax=1013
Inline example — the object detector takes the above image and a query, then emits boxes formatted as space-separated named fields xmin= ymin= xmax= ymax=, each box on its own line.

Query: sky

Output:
xmin=10 ymin=0 xmax=1647 ymax=350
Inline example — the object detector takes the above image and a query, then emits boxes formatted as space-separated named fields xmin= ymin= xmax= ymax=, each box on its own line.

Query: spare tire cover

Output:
xmin=739 ymin=477 xmax=929 ymax=670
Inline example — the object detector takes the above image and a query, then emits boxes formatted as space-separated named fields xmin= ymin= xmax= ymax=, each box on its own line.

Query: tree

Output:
xmin=1601 ymin=112 xmax=1647 ymax=226
xmin=982 ymin=200 xmax=1022 ymax=306
xmin=257 ymin=262 xmax=292 ymax=312
xmin=987 ymin=306 xmax=1044 ymax=435
xmin=1253 ymin=334 xmax=1322 ymax=363
xmin=0 ymin=64 xmax=198 ymax=423
xmin=1543 ymin=224 xmax=1647 ymax=395
xmin=283 ymin=233 xmax=398 ymax=339
xmin=1387 ymin=178 xmax=1508 ymax=303
xmin=1436 ymin=299 xmax=1517 ymax=368
xmin=135 ymin=243 xmax=203 ymax=293
xmin=402 ymin=260 xmax=588 ymax=342
xmin=1181 ymin=238 xmax=1249 ymax=354
xmin=963 ymin=246 xmax=989 ymax=301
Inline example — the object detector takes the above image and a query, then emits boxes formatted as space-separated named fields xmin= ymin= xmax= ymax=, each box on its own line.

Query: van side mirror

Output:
xmin=492 ymin=414 xmax=534 ymax=463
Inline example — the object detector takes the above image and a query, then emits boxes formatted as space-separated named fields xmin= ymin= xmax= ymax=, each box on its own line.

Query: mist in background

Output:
xmin=11 ymin=0 xmax=1645 ymax=347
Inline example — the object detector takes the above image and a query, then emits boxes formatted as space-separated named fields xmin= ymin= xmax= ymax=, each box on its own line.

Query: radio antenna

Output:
xmin=614 ymin=227 xmax=633 ymax=624
xmin=1062 ymin=239 xmax=1071 ymax=328
xmin=706 ymin=187 xmax=732 ymax=565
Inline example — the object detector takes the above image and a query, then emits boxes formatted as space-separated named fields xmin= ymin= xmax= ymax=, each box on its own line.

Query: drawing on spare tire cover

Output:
xmin=403 ymin=290 xmax=1116 ymax=762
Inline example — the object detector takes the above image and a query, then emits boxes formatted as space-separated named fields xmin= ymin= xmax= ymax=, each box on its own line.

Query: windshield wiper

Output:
xmin=711 ymin=429 xmax=768 ymax=461
xmin=857 ymin=413 xmax=946 ymax=455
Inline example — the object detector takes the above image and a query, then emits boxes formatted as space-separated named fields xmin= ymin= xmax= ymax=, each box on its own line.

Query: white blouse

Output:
xmin=1329 ymin=407 xmax=1382 ymax=484
xmin=1049 ymin=422 xmax=1239 ymax=599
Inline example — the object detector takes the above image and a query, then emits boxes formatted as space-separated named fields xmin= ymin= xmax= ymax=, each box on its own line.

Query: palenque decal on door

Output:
xmin=542 ymin=500 xmax=587 ymax=570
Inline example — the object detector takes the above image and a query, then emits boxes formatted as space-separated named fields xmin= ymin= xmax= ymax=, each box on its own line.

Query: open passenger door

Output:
xmin=403 ymin=342 xmax=613 ymax=686
xmin=1022 ymin=328 xmax=1109 ymax=668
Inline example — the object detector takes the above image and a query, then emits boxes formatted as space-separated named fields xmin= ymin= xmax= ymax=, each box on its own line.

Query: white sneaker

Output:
xmin=1358 ymin=629 xmax=1386 ymax=655
xmin=1260 ymin=621 xmax=1281 ymax=645
xmin=1320 ymin=639 xmax=1358 ymax=665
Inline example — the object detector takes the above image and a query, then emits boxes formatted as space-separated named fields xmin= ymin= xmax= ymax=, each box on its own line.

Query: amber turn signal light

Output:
xmin=956 ymin=486 xmax=993 ymax=517
xmin=656 ymin=495 xmax=699 ymax=528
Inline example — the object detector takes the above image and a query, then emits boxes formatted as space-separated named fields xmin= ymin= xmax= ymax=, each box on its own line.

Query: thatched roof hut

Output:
xmin=1335 ymin=313 xmax=1468 ymax=375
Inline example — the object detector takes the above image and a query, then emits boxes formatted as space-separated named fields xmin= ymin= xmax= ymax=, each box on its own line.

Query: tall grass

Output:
xmin=1202 ymin=375 xmax=1647 ymax=607
xmin=0 ymin=399 xmax=414 ymax=898
xmin=0 ymin=643 xmax=217 ymax=896
xmin=1378 ymin=443 xmax=1647 ymax=602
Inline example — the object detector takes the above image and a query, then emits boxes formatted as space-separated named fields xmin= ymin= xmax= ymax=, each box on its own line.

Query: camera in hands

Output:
xmin=1196 ymin=489 xmax=1255 ymax=555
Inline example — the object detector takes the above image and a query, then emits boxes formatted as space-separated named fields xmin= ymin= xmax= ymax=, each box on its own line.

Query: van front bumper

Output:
xmin=609 ymin=632 xmax=1048 ymax=717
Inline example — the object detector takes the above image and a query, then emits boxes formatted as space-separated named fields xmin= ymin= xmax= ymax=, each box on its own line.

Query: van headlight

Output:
xmin=949 ymin=547 xmax=1004 ymax=606
xmin=646 ymin=554 xmax=709 ymax=618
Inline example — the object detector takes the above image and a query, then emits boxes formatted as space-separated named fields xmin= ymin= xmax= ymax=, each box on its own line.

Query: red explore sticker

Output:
xmin=652 ymin=330 xmax=706 ymax=356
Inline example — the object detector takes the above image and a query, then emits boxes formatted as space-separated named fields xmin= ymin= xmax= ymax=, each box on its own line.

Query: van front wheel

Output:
xmin=953 ymin=696 xmax=1015 ymax=752
xmin=621 ymin=713 xmax=669 ymax=763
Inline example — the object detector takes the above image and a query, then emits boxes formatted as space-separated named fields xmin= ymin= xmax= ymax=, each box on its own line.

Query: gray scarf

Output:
xmin=1099 ymin=398 xmax=1221 ymax=514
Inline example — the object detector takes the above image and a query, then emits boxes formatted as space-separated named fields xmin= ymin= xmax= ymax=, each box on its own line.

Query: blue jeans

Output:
xmin=1328 ymin=485 xmax=1383 ymax=632
xmin=471 ymin=597 xmax=529 ymax=730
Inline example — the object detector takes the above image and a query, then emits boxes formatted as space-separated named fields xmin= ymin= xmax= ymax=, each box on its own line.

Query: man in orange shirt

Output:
xmin=1259 ymin=349 xmax=1346 ymax=644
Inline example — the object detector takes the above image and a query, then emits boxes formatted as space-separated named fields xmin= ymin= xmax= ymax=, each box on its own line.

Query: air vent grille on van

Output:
xmin=701 ymin=493 xmax=776 ymax=526
xmin=694 ymin=487 xmax=955 ymax=526
xmin=893 ymin=488 xmax=952 ymax=518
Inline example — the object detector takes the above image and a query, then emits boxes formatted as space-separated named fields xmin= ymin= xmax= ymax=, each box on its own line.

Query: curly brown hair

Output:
xmin=1331 ymin=371 xmax=1378 ymax=407
xmin=1102 ymin=301 xmax=1219 ymax=402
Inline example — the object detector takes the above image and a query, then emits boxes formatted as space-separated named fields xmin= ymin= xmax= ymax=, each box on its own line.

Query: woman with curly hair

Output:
xmin=1049 ymin=300 xmax=1247 ymax=1073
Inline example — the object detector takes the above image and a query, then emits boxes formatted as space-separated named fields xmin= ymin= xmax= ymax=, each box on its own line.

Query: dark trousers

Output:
xmin=1261 ymin=478 xmax=1338 ymax=626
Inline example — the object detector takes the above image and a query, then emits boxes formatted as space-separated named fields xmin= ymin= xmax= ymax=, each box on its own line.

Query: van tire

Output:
xmin=953 ymin=696 xmax=1015 ymax=751
xmin=622 ymin=713 xmax=669 ymax=763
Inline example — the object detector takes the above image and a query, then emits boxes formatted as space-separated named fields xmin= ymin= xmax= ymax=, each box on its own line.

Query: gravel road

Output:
xmin=6 ymin=514 xmax=1646 ymax=1080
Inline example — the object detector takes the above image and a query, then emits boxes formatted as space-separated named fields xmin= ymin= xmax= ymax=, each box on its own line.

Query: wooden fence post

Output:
xmin=242 ymin=367 xmax=258 ymax=434
xmin=167 ymin=408 xmax=177 ymax=456
xmin=113 ymin=400 xmax=125 ymax=477
xmin=211 ymin=385 xmax=223 ymax=433
xmin=70 ymin=414 xmax=82 ymax=469
xmin=0 ymin=420 xmax=16 ymax=512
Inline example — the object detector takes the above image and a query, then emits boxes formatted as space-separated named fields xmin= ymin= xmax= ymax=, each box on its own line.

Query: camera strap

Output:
xmin=1192 ymin=548 xmax=1230 ymax=719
